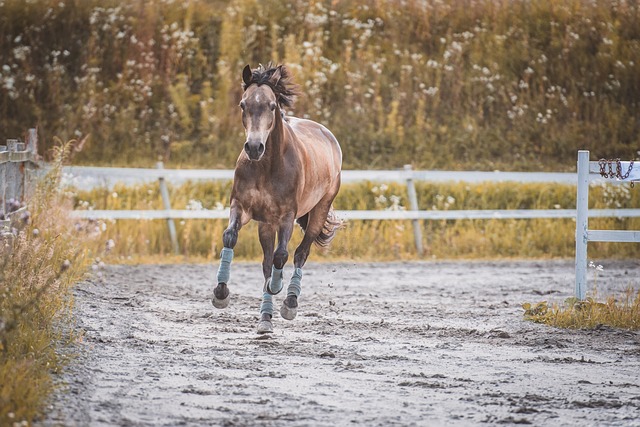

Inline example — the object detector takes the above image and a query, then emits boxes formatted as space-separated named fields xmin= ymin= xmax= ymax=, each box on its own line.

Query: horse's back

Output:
xmin=287 ymin=117 xmax=342 ymax=172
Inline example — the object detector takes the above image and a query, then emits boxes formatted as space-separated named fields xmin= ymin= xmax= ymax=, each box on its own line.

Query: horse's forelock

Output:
xmin=243 ymin=64 xmax=299 ymax=109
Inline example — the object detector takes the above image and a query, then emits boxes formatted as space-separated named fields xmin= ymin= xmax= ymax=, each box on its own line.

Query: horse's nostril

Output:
xmin=258 ymin=144 xmax=264 ymax=153
xmin=244 ymin=142 xmax=250 ymax=152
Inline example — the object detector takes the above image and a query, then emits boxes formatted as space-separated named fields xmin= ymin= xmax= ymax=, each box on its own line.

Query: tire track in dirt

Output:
xmin=43 ymin=260 xmax=640 ymax=426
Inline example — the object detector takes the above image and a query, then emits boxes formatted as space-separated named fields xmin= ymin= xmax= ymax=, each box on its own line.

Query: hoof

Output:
xmin=257 ymin=313 xmax=273 ymax=334
xmin=212 ymin=283 xmax=230 ymax=309
xmin=263 ymin=277 xmax=283 ymax=296
xmin=280 ymin=295 xmax=298 ymax=320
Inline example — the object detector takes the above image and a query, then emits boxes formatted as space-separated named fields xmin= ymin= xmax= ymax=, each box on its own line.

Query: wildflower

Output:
xmin=186 ymin=199 xmax=204 ymax=211
xmin=425 ymin=87 xmax=438 ymax=96
xmin=588 ymin=261 xmax=604 ymax=271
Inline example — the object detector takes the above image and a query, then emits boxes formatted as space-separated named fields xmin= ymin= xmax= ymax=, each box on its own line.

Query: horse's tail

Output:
xmin=296 ymin=206 xmax=343 ymax=248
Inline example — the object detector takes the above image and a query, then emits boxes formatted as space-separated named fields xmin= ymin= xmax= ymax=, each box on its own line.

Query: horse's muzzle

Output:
xmin=244 ymin=141 xmax=265 ymax=161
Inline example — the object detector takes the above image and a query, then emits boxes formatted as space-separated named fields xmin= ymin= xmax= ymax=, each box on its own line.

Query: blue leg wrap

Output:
xmin=269 ymin=265 xmax=284 ymax=294
xmin=260 ymin=292 xmax=274 ymax=315
xmin=216 ymin=248 xmax=234 ymax=284
xmin=287 ymin=268 xmax=303 ymax=297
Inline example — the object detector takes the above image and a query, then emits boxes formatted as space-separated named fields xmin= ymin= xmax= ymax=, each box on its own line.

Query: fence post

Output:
xmin=575 ymin=150 xmax=589 ymax=300
xmin=5 ymin=139 xmax=24 ymax=211
xmin=404 ymin=164 xmax=424 ymax=256
xmin=0 ymin=143 xmax=6 ymax=218
xmin=24 ymin=128 xmax=38 ymax=199
xmin=157 ymin=161 xmax=180 ymax=255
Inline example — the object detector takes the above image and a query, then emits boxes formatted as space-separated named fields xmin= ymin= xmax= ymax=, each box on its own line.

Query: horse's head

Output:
xmin=240 ymin=64 xmax=298 ymax=161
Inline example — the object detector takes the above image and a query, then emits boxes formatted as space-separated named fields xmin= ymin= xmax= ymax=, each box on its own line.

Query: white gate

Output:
xmin=575 ymin=150 xmax=640 ymax=299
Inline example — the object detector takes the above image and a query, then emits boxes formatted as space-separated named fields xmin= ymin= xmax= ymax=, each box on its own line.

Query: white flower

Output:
xmin=425 ymin=87 xmax=439 ymax=96
xmin=186 ymin=199 xmax=204 ymax=211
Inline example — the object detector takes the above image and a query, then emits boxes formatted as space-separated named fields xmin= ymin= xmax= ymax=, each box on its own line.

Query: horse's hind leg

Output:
xmin=281 ymin=199 xmax=335 ymax=320
xmin=257 ymin=223 xmax=276 ymax=334
xmin=213 ymin=203 xmax=244 ymax=309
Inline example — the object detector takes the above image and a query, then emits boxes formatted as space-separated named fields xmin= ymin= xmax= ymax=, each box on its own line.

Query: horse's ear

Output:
xmin=242 ymin=65 xmax=252 ymax=86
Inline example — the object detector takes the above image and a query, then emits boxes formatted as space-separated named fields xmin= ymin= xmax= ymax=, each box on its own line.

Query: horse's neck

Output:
xmin=265 ymin=109 xmax=288 ymax=169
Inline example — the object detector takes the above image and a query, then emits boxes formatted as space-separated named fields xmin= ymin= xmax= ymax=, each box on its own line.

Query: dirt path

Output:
xmin=43 ymin=260 xmax=640 ymax=426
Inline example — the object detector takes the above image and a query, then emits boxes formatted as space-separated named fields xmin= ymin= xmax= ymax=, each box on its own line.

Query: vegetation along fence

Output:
xmin=68 ymin=162 xmax=640 ymax=261
xmin=0 ymin=129 xmax=39 ymax=242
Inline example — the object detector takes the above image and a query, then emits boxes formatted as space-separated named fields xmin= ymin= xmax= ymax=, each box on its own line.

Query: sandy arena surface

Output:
xmin=42 ymin=260 xmax=640 ymax=426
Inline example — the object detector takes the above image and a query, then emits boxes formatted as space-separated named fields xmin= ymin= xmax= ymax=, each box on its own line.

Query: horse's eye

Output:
xmin=269 ymin=102 xmax=276 ymax=111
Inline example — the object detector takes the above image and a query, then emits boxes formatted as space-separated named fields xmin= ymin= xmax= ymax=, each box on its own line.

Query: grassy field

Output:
xmin=1 ymin=0 xmax=639 ymax=170
xmin=71 ymin=179 xmax=640 ymax=261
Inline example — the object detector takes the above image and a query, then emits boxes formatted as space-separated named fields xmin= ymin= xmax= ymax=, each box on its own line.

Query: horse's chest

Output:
xmin=240 ymin=187 xmax=290 ymax=222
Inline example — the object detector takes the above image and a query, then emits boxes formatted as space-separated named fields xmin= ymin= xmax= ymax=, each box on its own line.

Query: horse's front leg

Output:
xmin=264 ymin=214 xmax=295 ymax=296
xmin=257 ymin=223 xmax=276 ymax=334
xmin=212 ymin=202 xmax=244 ymax=308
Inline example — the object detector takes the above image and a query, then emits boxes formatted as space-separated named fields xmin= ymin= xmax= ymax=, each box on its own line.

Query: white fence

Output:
xmin=67 ymin=163 xmax=640 ymax=261
xmin=63 ymin=166 xmax=581 ymax=190
xmin=575 ymin=151 xmax=640 ymax=299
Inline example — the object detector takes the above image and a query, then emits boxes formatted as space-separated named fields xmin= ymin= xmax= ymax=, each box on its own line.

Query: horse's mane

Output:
xmin=242 ymin=63 xmax=299 ymax=109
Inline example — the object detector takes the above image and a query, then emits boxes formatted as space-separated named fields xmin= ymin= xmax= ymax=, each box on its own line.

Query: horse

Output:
xmin=212 ymin=64 xmax=343 ymax=334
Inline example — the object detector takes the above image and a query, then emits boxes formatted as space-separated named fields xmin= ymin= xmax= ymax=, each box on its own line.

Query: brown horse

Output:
xmin=212 ymin=64 xmax=342 ymax=334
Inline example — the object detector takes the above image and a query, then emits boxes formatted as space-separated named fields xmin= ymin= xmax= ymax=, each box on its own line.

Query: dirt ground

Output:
xmin=42 ymin=260 xmax=640 ymax=426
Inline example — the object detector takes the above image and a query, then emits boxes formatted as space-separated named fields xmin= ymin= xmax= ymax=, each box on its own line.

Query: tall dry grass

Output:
xmin=0 ymin=141 xmax=105 ymax=425
xmin=524 ymin=289 xmax=640 ymax=330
